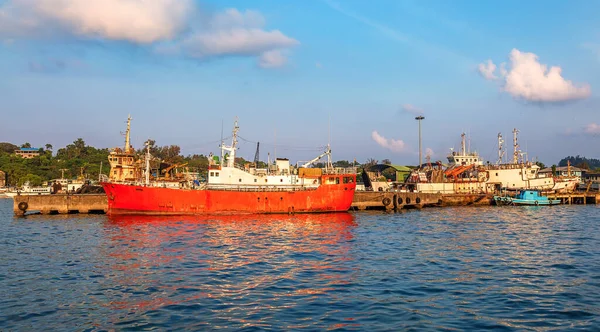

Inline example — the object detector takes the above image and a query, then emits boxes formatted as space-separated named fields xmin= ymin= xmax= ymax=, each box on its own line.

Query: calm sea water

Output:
xmin=1 ymin=198 xmax=599 ymax=331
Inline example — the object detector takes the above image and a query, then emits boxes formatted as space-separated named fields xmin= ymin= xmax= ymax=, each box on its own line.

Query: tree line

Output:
xmin=558 ymin=156 xmax=600 ymax=170
xmin=0 ymin=139 xmax=362 ymax=187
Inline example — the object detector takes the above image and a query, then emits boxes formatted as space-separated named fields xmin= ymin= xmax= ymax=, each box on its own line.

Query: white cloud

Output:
xmin=477 ymin=59 xmax=497 ymax=80
xmin=258 ymin=50 xmax=288 ymax=68
xmin=0 ymin=0 xmax=192 ymax=43
xmin=183 ymin=28 xmax=297 ymax=58
xmin=181 ymin=9 xmax=298 ymax=67
xmin=210 ymin=8 xmax=265 ymax=30
xmin=0 ymin=3 xmax=298 ymax=69
xmin=401 ymin=104 xmax=424 ymax=115
xmin=371 ymin=131 xmax=407 ymax=153
xmin=478 ymin=49 xmax=591 ymax=103
xmin=584 ymin=123 xmax=600 ymax=135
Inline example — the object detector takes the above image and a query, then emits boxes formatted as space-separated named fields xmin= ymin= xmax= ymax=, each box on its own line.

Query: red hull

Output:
xmin=102 ymin=177 xmax=356 ymax=215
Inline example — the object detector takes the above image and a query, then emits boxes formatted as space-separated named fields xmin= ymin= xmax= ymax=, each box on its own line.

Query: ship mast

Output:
xmin=512 ymin=128 xmax=520 ymax=164
xmin=461 ymin=133 xmax=466 ymax=155
xmin=144 ymin=140 xmax=151 ymax=186
xmin=497 ymin=132 xmax=505 ymax=164
xmin=221 ymin=119 xmax=239 ymax=168
xmin=124 ymin=114 xmax=132 ymax=154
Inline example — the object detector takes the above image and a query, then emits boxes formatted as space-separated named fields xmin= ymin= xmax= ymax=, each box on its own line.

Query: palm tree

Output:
xmin=45 ymin=143 xmax=53 ymax=151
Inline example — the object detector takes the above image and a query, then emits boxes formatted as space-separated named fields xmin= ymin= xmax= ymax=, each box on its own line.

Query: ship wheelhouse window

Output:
xmin=215 ymin=172 xmax=219 ymax=177
xmin=495 ymin=173 xmax=498 ymax=176
xmin=254 ymin=179 xmax=257 ymax=182
xmin=210 ymin=172 xmax=214 ymax=177
xmin=239 ymin=179 xmax=242 ymax=182
xmin=280 ymin=179 xmax=283 ymax=182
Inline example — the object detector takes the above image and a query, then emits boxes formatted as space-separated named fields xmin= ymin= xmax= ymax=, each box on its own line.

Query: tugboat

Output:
xmin=494 ymin=189 xmax=561 ymax=206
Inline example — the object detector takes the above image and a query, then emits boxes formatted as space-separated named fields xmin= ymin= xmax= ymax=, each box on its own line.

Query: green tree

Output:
xmin=21 ymin=142 xmax=31 ymax=148
xmin=0 ymin=142 xmax=17 ymax=153
xmin=535 ymin=161 xmax=546 ymax=169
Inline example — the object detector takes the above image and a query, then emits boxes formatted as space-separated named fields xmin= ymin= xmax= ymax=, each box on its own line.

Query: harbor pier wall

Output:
xmin=13 ymin=194 xmax=107 ymax=216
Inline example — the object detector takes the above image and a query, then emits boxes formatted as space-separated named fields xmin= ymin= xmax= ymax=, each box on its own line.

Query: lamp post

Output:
xmin=415 ymin=116 xmax=425 ymax=169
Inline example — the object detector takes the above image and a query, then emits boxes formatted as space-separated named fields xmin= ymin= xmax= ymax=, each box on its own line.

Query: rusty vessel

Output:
xmin=102 ymin=119 xmax=357 ymax=215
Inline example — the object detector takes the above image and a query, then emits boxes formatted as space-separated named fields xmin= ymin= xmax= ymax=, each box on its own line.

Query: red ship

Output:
xmin=102 ymin=119 xmax=356 ymax=215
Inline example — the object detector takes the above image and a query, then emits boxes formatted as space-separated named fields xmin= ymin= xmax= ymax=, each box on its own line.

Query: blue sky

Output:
xmin=1 ymin=0 xmax=599 ymax=166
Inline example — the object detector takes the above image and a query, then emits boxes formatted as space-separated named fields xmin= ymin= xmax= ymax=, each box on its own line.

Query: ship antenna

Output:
xmin=125 ymin=114 xmax=132 ymax=154
xmin=512 ymin=128 xmax=519 ymax=164
xmin=145 ymin=139 xmax=151 ymax=186
xmin=327 ymin=115 xmax=332 ymax=171
xmin=220 ymin=119 xmax=224 ymax=165
xmin=229 ymin=118 xmax=239 ymax=168
xmin=468 ymin=129 xmax=471 ymax=154
xmin=497 ymin=132 xmax=505 ymax=165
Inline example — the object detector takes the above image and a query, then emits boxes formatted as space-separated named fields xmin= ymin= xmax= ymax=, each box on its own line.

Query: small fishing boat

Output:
xmin=494 ymin=189 xmax=561 ymax=206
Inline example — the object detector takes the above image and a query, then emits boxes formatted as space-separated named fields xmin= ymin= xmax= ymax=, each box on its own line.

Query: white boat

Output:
xmin=413 ymin=129 xmax=557 ymax=193
xmin=552 ymin=176 xmax=579 ymax=193
xmin=5 ymin=177 xmax=86 ymax=197
xmin=5 ymin=182 xmax=52 ymax=197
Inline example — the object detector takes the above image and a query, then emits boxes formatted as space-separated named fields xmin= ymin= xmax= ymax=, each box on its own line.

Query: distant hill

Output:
xmin=558 ymin=156 xmax=600 ymax=170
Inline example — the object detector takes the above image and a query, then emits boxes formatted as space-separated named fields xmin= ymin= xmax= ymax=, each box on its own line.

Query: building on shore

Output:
xmin=15 ymin=147 xmax=40 ymax=159
xmin=539 ymin=166 xmax=585 ymax=178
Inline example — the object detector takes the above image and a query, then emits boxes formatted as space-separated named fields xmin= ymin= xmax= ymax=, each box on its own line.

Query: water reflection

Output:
xmin=99 ymin=213 xmax=357 ymax=329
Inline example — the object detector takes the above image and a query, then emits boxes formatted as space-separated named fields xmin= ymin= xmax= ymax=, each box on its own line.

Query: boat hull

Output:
xmin=512 ymin=199 xmax=561 ymax=206
xmin=493 ymin=195 xmax=561 ymax=206
xmin=102 ymin=180 xmax=356 ymax=215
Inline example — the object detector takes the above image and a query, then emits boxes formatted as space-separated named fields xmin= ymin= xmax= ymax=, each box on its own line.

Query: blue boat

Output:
xmin=494 ymin=190 xmax=561 ymax=206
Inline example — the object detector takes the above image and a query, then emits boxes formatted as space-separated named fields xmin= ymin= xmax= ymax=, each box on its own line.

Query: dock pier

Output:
xmin=13 ymin=194 xmax=107 ymax=216
xmin=546 ymin=192 xmax=600 ymax=205
xmin=351 ymin=191 xmax=493 ymax=211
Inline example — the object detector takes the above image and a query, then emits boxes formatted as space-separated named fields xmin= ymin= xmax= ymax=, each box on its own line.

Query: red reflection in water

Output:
xmin=101 ymin=213 xmax=357 ymax=322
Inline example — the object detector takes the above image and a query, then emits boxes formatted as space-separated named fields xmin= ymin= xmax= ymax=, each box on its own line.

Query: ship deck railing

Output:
xmin=206 ymin=184 xmax=319 ymax=192
xmin=322 ymin=167 xmax=358 ymax=175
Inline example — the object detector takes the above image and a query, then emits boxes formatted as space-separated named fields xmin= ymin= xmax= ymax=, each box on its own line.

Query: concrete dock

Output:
xmin=13 ymin=194 xmax=107 ymax=216
xmin=351 ymin=191 xmax=493 ymax=211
